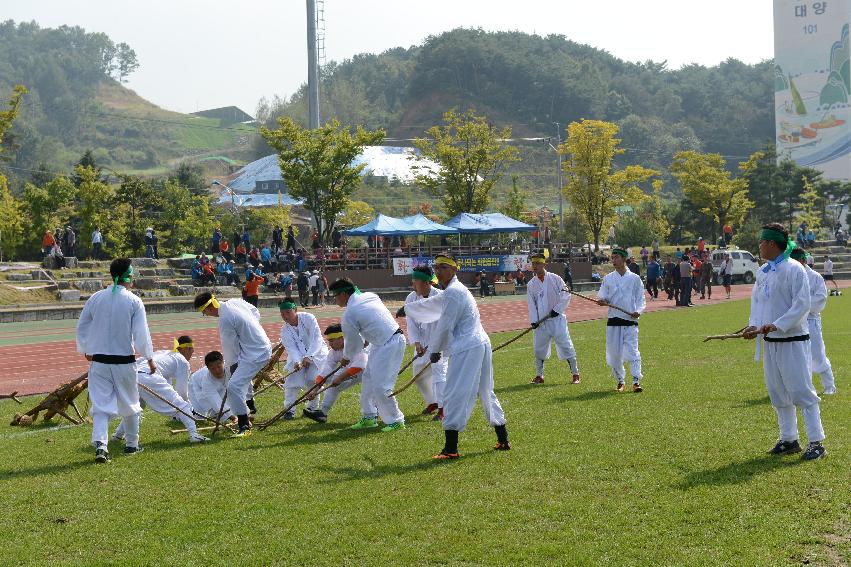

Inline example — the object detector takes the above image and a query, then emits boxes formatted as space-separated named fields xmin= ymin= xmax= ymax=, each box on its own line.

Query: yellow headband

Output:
xmin=198 ymin=295 xmax=220 ymax=313
xmin=172 ymin=338 xmax=194 ymax=352
xmin=531 ymin=256 xmax=546 ymax=264
xmin=325 ymin=331 xmax=344 ymax=340
xmin=434 ymin=255 xmax=458 ymax=268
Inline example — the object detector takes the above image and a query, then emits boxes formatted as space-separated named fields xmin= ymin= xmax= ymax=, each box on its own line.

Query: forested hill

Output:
xmin=0 ymin=20 xmax=254 ymax=188
xmin=258 ymin=28 xmax=775 ymax=180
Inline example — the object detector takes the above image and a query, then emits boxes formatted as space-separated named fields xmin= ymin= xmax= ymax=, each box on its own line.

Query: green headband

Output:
xmin=790 ymin=248 xmax=808 ymax=261
xmin=760 ymin=228 xmax=796 ymax=260
xmin=411 ymin=270 xmax=433 ymax=282
xmin=111 ymin=265 xmax=133 ymax=294
xmin=330 ymin=283 xmax=360 ymax=297
xmin=278 ymin=300 xmax=297 ymax=310
xmin=611 ymin=248 xmax=628 ymax=258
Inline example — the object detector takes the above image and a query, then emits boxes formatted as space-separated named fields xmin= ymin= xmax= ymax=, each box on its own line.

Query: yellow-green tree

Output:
xmin=413 ymin=108 xmax=519 ymax=217
xmin=796 ymin=175 xmax=822 ymax=233
xmin=22 ymin=175 xmax=77 ymax=247
xmin=559 ymin=119 xmax=657 ymax=250
xmin=76 ymin=165 xmax=132 ymax=257
xmin=338 ymin=200 xmax=374 ymax=228
xmin=160 ymin=179 xmax=214 ymax=255
xmin=670 ymin=150 xmax=759 ymax=240
xmin=500 ymin=176 xmax=528 ymax=221
xmin=248 ymin=205 xmax=298 ymax=242
xmin=0 ymin=85 xmax=27 ymax=259
xmin=647 ymin=179 xmax=671 ymax=242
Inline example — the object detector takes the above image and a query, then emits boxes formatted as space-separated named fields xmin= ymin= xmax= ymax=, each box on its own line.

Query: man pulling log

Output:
xmin=277 ymin=299 xmax=329 ymax=421
xmin=194 ymin=291 xmax=272 ymax=437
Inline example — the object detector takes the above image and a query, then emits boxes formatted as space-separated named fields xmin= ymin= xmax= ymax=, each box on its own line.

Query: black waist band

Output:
xmin=764 ymin=334 xmax=809 ymax=343
xmin=393 ymin=328 xmax=403 ymax=336
xmin=607 ymin=317 xmax=638 ymax=327
xmin=92 ymin=354 xmax=136 ymax=364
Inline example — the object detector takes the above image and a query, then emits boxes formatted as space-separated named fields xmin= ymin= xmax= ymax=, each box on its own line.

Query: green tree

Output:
xmin=412 ymin=108 xmax=519 ymax=217
xmin=0 ymin=85 xmax=27 ymax=259
xmin=500 ymin=176 xmax=528 ymax=220
xmin=797 ymin=176 xmax=822 ymax=234
xmin=76 ymin=165 xmax=130 ymax=256
xmin=559 ymin=119 xmax=656 ymax=250
xmin=169 ymin=162 xmax=208 ymax=196
xmin=159 ymin=180 xmax=214 ymax=255
xmin=115 ymin=42 xmax=139 ymax=83
xmin=338 ymin=200 xmax=375 ymax=228
xmin=115 ymin=174 xmax=159 ymax=255
xmin=261 ymin=117 xmax=385 ymax=242
xmin=247 ymin=205 xmax=298 ymax=243
xmin=670 ymin=150 xmax=758 ymax=241
xmin=21 ymin=175 xmax=77 ymax=250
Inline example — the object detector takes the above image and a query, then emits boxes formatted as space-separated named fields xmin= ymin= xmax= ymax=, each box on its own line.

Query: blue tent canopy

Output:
xmin=399 ymin=213 xmax=458 ymax=235
xmin=443 ymin=212 xmax=536 ymax=234
xmin=342 ymin=213 xmax=435 ymax=237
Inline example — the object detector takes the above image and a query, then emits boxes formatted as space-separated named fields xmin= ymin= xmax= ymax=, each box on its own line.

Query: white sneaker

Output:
xmin=822 ymin=388 xmax=837 ymax=395
xmin=189 ymin=433 xmax=210 ymax=443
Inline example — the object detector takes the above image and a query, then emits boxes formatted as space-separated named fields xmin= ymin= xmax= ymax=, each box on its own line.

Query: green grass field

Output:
xmin=1 ymin=299 xmax=848 ymax=566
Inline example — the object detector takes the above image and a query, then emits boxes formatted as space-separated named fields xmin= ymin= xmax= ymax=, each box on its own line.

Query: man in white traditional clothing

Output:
xmin=790 ymin=249 xmax=837 ymax=396
xmin=189 ymin=351 xmax=238 ymax=423
xmin=526 ymin=252 xmax=580 ymax=385
xmin=399 ymin=253 xmax=509 ymax=459
xmin=194 ymin=291 xmax=272 ymax=437
xmin=278 ymin=299 xmax=329 ymax=421
xmin=112 ymin=335 xmax=209 ymax=444
xmin=304 ymin=323 xmax=372 ymax=423
xmin=77 ymin=258 xmax=154 ymax=462
xmin=403 ymin=265 xmax=446 ymax=417
xmin=330 ymin=277 xmax=406 ymax=432
xmin=743 ymin=223 xmax=826 ymax=461
xmin=596 ymin=247 xmax=646 ymax=393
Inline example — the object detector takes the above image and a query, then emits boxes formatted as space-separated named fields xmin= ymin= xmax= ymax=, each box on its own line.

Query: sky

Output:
xmin=5 ymin=0 xmax=775 ymax=116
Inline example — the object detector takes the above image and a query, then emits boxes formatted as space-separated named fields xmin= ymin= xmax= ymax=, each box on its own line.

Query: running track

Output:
xmin=3 ymin=281 xmax=848 ymax=396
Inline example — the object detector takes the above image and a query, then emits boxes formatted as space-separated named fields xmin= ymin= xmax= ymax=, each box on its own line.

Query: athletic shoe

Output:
xmin=531 ymin=376 xmax=544 ymax=384
xmin=189 ymin=433 xmax=210 ymax=443
xmin=616 ymin=383 xmax=625 ymax=393
xmin=232 ymin=426 xmax=252 ymax=438
xmin=432 ymin=451 xmax=461 ymax=460
xmin=381 ymin=421 xmax=406 ymax=432
xmin=571 ymin=374 xmax=581 ymax=384
xmin=801 ymin=442 xmax=826 ymax=461
xmin=632 ymin=383 xmax=643 ymax=393
xmin=95 ymin=444 xmax=110 ymax=464
xmin=350 ymin=417 xmax=379 ymax=430
xmin=823 ymin=388 xmax=837 ymax=395
xmin=282 ymin=411 xmax=296 ymax=421
xmin=422 ymin=403 xmax=439 ymax=415
xmin=123 ymin=445 xmax=144 ymax=455
xmin=302 ymin=408 xmax=328 ymax=423
xmin=494 ymin=442 xmax=511 ymax=451
xmin=432 ymin=408 xmax=444 ymax=422
xmin=768 ymin=439 xmax=801 ymax=455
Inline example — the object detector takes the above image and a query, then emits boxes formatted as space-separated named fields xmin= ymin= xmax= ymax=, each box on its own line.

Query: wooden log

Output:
xmin=11 ymin=373 xmax=89 ymax=426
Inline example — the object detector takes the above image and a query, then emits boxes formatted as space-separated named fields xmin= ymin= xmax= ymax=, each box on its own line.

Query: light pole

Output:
xmin=212 ymin=180 xmax=245 ymax=233
xmin=544 ymin=123 xmax=564 ymax=233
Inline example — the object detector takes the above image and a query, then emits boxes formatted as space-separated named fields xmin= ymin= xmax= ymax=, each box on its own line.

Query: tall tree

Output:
xmin=159 ymin=180 xmax=214 ymax=255
xmin=261 ymin=117 xmax=385 ymax=243
xmin=796 ymin=176 xmax=822 ymax=233
xmin=76 ymin=165 xmax=129 ymax=256
xmin=169 ymin=162 xmax=208 ymax=196
xmin=115 ymin=174 xmax=158 ymax=255
xmin=559 ymin=119 xmax=656 ymax=250
xmin=670 ymin=150 xmax=758 ymax=240
xmin=412 ymin=108 xmax=519 ymax=217
xmin=500 ymin=176 xmax=528 ymax=220
xmin=0 ymin=86 xmax=26 ymax=258
xmin=115 ymin=42 xmax=139 ymax=83
xmin=338 ymin=200 xmax=375 ymax=228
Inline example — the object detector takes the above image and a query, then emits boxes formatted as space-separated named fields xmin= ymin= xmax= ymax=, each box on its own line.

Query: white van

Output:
xmin=711 ymin=249 xmax=760 ymax=284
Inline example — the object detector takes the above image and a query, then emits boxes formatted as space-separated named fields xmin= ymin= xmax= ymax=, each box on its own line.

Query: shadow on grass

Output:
xmin=676 ymin=454 xmax=802 ymax=490
xmin=495 ymin=383 xmax=558 ymax=395
xmin=316 ymin=450 xmax=490 ymax=483
xmin=736 ymin=396 xmax=770 ymax=408
xmin=233 ymin=423 xmax=366 ymax=451
xmin=554 ymin=390 xmax=618 ymax=403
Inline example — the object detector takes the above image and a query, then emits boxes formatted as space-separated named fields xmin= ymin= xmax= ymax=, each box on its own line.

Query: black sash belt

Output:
xmin=764 ymin=334 xmax=809 ymax=343
xmin=393 ymin=328 xmax=403 ymax=336
xmin=607 ymin=318 xmax=638 ymax=327
xmin=92 ymin=354 xmax=136 ymax=364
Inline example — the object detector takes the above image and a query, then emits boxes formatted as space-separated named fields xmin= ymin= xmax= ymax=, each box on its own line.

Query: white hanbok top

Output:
xmin=404 ymin=287 xmax=444 ymax=348
xmin=76 ymin=286 xmax=154 ymax=359
xmin=319 ymin=347 xmax=368 ymax=380
xmin=803 ymin=264 xmax=828 ymax=320
xmin=526 ymin=271 xmax=570 ymax=324
xmin=340 ymin=292 xmax=399 ymax=361
xmin=748 ymin=258 xmax=810 ymax=338
xmin=406 ymin=276 xmax=489 ymax=357
xmin=218 ymin=298 xmax=272 ymax=367
xmin=280 ymin=312 xmax=329 ymax=372
xmin=597 ymin=269 xmax=645 ymax=322
xmin=188 ymin=366 xmax=231 ymax=418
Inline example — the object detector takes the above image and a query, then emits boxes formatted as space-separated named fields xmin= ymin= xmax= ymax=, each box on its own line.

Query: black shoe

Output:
xmin=768 ymin=439 xmax=801 ymax=455
xmin=801 ymin=442 xmax=826 ymax=461
xmin=123 ymin=445 xmax=144 ymax=455
xmin=246 ymin=398 xmax=257 ymax=415
xmin=302 ymin=408 xmax=327 ymax=423
xmin=95 ymin=444 xmax=110 ymax=464
xmin=282 ymin=411 xmax=296 ymax=421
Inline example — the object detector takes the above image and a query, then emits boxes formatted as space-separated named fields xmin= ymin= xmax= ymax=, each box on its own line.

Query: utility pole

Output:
xmin=554 ymin=122 xmax=564 ymax=232
xmin=306 ymin=0 xmax=320 ymax=130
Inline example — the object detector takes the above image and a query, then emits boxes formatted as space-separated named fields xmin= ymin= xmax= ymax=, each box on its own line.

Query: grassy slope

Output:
xmin=0 ymin=299 xmax=848 ymax=566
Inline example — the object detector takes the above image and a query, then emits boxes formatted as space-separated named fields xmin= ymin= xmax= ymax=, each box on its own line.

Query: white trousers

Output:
xmin=114 ymin=372 xmax=198 ymax=439
xmin=283 ymin=362 xmax=321 ymax=412
xmin=412 ymin=356 xmax=448 ymax=406
xmin=88 ymin=361 xmax=141 ymax=447
xmin=605 ymin=325 xmax=642 ymax=383
xmin=442 ymin=343 xmax=506 ymax=432
xmin=533 ymin=316 xmax=578 ymax=376
xmin=763 ymin=340 xmax=825 ymax=443
xmin=320 ymin=375 xmax=365 ymax=415
xmin=360 ymin=332 xmax=406 ymax=423
xmin=172 ymin=373 xmax=189 ymax=403
xmin=808 ymin=318 xmax=835 ymax=392
xmin=227 ymin=358 xmax=269 ymax=416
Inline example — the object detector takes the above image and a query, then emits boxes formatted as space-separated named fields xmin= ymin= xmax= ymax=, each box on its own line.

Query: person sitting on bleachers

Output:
xmin=199 ymin=261 xmax=216 ymax=286
xmin=216 ymin=258 xmax=239 ymax=286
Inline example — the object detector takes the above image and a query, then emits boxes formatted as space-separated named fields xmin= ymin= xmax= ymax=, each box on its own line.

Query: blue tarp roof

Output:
xmin=342 ymin=214 xmax=429 ymax=237
xmin=443 ymin=212 xmax=536 ymax=234
xmin=215 ymin=192 xmax=302 ymax=208
xmin=399 ymin=213 xmax=458 ymax=235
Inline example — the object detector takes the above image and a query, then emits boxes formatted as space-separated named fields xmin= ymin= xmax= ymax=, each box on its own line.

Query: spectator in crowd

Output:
xmin=200 ymin=261 xmax=216 ymax=286
xmin=627 ymin=256 xmax=641 ymax=278
xmin=717 ymin=235 xmax=726 ymax=248
xmin=235 ymin=241 xmax=247 ymax=264
xmin=515 ymin=269 xmax=525 ymax=286
xmin=285 ymin=226 xmax=296 ymax=252
xmin=212 ymin=227 xmax=222 ymax=255
xmin=796 ymin=225 xmax=806 ymax=249
xmin=806 ymin=229 xmax=815 ymax=248
xmin=640 ymin=245 xmax=649 ymax=268
xmin=297 ymin=271 xmax=310 ymax=307
xmin=723 ymin=224 xmax=733 ymax=246
xmin=646 ymin=256 xmax=660 ymax=300
xmin=563 ymin=261 xmax=573 ymax=291
xmin=699 ymin=251 xmax=713 ymax=299
xmin=199 ymin=252 xmax=209 ymax=266
xmin=243 ymin=272 xmax=261 ymax=307
xmin=151 ymin=230 xmax=158 ymax=259
xmin=678 ymin=254 xmax=693 ymax=306
xmin=216 ymin=258 xmax=239 ymax=286
xmin=242 ymin=228 xmax=251 ymax=250
xmin=272 ymin=226 xmax=283 ymax=252
xmin=232 ymin=230 xmax=242 ymax=250
xmin=477 ymin=271 xmax=492 ymax=297
xmin=219 ymin=238 xmax=231 ymax=263
xmin=311 ymin=231 xmax=320 ymax=250
xmin=42 ymin=229 xmax=55 ymax=258
xmin=144 ymin=227 xmax=155 ymax=259
xmin=191 ymin=256 xmax=202 ymax=281
xmin=64 ymin=225 xmax=76 ymax=257
xmin=308 ymin=270 xmax=320 ymax=306
xmin=720 ymin=252 xmax=733 ymax=299
xmin=254 ymin=263 xmax=269 ymax=285
xmin=91 ymin=227 xmax=103 ymax=260
xmin=674 ymin=247 xmax=683 ymax=260
xmin=260 ymin=242 xmax=272 ymax=265
xmin=332 ymin=227 xmax=342 ymax=248
xmin=651 ymin=239 xmax=660 ymax=259
xmin=697 ymin=237 xmax=705 ymax=254
xmin=248 ymin=246 xmax=260 ymax=268
xmin=691 ymin=253 xmax=702 ymax=293
xmin=662 ymin=255 xmax=676 ymax=300
xmin=318 ymin=271 xmax=328 ymax=306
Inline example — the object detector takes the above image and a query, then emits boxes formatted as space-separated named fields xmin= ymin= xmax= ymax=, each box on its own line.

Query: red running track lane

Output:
xmin=3 ymin=281 xmax=846 ymax=396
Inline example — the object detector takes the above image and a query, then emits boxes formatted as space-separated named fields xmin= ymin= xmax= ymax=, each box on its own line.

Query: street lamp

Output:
xmin=544 ymin=123 xmax=564 ymax=232
xmin=212 ymin=180 xmax=245 ymax=232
